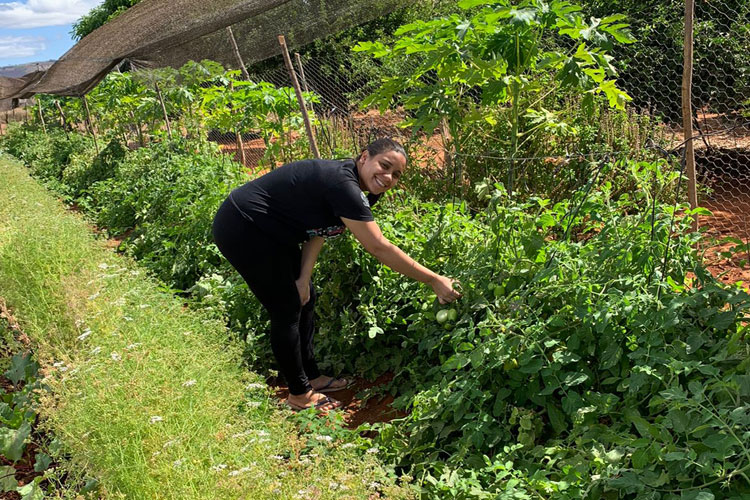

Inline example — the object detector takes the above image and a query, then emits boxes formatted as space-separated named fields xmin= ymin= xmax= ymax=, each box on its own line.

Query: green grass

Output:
xmin=0 ymin=154 xmax=412 ymax=499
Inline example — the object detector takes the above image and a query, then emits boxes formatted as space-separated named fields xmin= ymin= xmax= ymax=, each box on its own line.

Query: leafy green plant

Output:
xmin=355 ymin=0 xmax=634 ymax=192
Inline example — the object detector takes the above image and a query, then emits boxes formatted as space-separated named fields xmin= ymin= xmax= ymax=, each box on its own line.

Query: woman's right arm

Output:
xmin=341 ymin=218 xmax=461 ymax=304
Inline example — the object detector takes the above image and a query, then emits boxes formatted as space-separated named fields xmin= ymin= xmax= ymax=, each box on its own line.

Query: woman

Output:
xmin=212 ymin=138 xmax=460 ymax=411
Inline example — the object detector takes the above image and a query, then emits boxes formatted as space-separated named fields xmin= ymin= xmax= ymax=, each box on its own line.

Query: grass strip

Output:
xmin=0 ymin=154 xmax=411 ymax=499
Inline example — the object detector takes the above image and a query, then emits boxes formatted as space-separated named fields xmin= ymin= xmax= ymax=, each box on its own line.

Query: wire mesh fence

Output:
xmin=1 ymin=0 xmax=748 ymax=276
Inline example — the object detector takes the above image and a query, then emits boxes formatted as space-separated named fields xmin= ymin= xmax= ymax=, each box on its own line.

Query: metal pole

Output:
xmin=81 ymin=96 xmax=99 ymax=155
xmin=682 ymin=0 xmax=698 ymax=232
xmin=227 ymin=27 xmax=251 ymax=81
xmin=154 ymin=82 xmax=172 ymax=137
xmin=278 ymin=35 xmax=320 ymax=159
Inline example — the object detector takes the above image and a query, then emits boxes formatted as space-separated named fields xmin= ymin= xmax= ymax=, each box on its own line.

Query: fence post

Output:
xmin=154 ymin=82 xmax=173 ymax=137
xmin=81 ymin=95 xmax=99 ymax=155
xmin=227 ymin=27 xmax=251 ymax=81
xmin=682 ymin=0 xmax=698 ymax=232
xmin=278 ymin=35 xmax=320 ymax=159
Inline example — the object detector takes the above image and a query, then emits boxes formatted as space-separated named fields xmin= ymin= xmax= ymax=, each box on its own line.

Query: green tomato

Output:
xmin=443 ymin=321 xmax=455 ymax=331
xmin=447 ymin=308 xmax=458 ymax=322
xmin=436 ymin=309 xmax=450 ymax=324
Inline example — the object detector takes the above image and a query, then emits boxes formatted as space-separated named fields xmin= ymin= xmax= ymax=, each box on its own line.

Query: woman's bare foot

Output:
xmin=309 ymin=375 xmax=350 ymax=392
xmin=286 ymin=390 xmax=341 ymax=411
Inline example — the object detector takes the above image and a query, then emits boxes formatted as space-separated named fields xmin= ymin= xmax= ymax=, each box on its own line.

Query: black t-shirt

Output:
xmin=229 ymin=159 xmax=380 ymax=245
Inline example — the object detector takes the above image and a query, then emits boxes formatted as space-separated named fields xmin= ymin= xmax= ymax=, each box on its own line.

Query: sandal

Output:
xmin=314 ymin=377 xmax=352 ymax=394
xmin=286 ymin=395 xmax=342 ymax=412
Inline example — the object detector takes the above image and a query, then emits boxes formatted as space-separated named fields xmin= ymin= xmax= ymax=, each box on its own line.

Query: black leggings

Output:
xmin=212 ymin=197 xmax=321 ymax=395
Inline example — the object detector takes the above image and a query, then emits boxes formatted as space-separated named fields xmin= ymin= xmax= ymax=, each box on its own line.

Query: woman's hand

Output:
xmin=429 ymin=275 xmax=462 ymax=304
xmin=295 ymin=278 xmax=311 ymax=306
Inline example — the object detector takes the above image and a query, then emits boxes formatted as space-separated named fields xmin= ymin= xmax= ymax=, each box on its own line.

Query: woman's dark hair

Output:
xmin=358 ymin=138 xmax=407 ymax=165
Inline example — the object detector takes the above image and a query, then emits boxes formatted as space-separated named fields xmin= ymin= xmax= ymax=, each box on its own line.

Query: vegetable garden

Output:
xmin=0 ymin=0 xmax=749 ymax=498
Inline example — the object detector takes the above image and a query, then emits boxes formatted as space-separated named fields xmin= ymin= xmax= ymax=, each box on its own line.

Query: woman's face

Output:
xmin=357 ymin=149 xmax=406 ymax=195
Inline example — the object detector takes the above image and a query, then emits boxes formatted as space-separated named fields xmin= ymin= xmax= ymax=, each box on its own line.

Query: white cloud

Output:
xmin=0 ymin=35 xmax=46 ymax=57
xmin=0 ymin=0 xmax=101 ymax=29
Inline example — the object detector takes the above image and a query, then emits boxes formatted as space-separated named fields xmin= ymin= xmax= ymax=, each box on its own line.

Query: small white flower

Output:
xmin=138 ymin=304 xmax=149 ymax=309
xmin=162 ymin=440 xmax=178 ymax=448
xmin=329 ymin=481 xmax=341 ymax=490
xmin=53 ymin=361 xmax=65 ymax=368
xmin=125 ymin=343 xmax=141 ymax=350
xmin=369 ymin=481 xmax=381 ymax=489
xmin=231 ymin=431 xmax=251 ymax=439
xmin=123 ymin=316 xmax=133 ymax=322
xmin=341 ymin=443 xmax=356 ymax=449
xmin=87 ymin=292 xmax=100 ymax=301
xmin=59 ymin=365 xmax=70 ymax=372
xmin=182 ymin=379 xmax=197 ymax=387
xmin=270 ymin=455 xmax=285 ymax=460
xmin=245 ymin=383 xmax=265 ymax=390
xmin=211 ymin=464 xmax=227 ymax=472
xmin=173 ymin=459 xmax=184 ymax=468
xmin=315 ymin=435 xmax=333 ymax=442
xmin=98 ymin=263 xmax=108 ymax=270
xmin=90 ymin=346 xmax=102 ymax=355
xmin=183 ymin=331 xmax=192 ymax=336
xmin=152 ymin=451 xmax=161 ymax=457
xmin=75 ymin=319 xmax=85 ymax=328
xmin=246 ymin=401 xmax=261 ymax=408
xmin=366 ymin=447 xmax=378 ymax=454
xmin=256 ymin=430 xmax=269 ymax=437
xmin=149 ymin=416 xmax=163 ymax=424
xmin=111 ymin=352 xmax=121 ymax=361
xmin=77 ymin=328 xmax=92 ymax=341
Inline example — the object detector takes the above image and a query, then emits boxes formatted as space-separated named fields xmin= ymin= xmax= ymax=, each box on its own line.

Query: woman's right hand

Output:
xmin=430 ymin=275 xmax=462 ymax=304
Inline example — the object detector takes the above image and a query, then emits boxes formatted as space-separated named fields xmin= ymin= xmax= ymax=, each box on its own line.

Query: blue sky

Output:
xmin=0 ymin=0 xmax=100 ymax=67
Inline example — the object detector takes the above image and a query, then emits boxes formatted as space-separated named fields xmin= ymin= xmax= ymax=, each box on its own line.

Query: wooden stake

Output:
xmin=37 ymin=98 xmax=47 ymax=135
xmin=278 ymin=35 xmax=320 ymax=159
xmin=82 ymin=96 xmax=99 ymax=155
xmin=55 ymin=100 xmax=70 ymax=140
xmin=295 ymin=52 xmax=314 ymax=115
xmin=682 ymin=0 xmax=698 ymax=232
xmin=154 ymin=82 xmax=172 ymax=137
xmin=227 ymin=27 xmax=251 ymax=81
xmin=130 ymin=110 xmax=145 ymax=147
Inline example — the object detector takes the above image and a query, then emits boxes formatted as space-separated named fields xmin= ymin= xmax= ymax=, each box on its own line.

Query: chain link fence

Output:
xmin=1 ymin=1 xmax=747 ymax=278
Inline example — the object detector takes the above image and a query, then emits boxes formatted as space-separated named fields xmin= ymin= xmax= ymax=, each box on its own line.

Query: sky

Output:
xmin=0 ymin=0 xmax=100 ymax=67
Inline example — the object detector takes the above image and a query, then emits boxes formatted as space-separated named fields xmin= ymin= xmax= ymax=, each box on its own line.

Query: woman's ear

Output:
xmin=358 ymin=150 xmax=369 ymax=165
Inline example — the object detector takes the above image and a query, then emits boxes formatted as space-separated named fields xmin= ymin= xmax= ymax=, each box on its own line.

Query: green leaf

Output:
xmin=630 ymin=448 xmax=648 ymax=469
xmin=546 ymin=402 xmax=566 ymax=434
xmin=33 ymin=452 xmax=52 ymax=473
xmin=493 ymin=388 xmax=511 ymax=417
xmin=0 ymin=423 xmax=30 ymax=462
xmin=0 ymin=466 xmax=17 ymax=492
xmin=561 ymin=371 xmax=589 ymax=387
xmin=367 ymin=326 xmax=383 ymax=339
xmin=5 ymin=353 xmax=38 ymax=386
xmin=17 ymin=479 xmax=44 ymax=500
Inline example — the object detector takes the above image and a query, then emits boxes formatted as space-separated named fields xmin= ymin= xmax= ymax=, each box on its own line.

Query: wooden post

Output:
xmin=36 ymin=98 xmax=47 ymax=135
xmin=227 ymin=81 xmax=247 ymax=166
xmin=55 ymin=100 xmax=70 ymax=140
xmin=81 ymin=96 xmax=99 ymax=155
xmin=154 ymin=82 xmax=172 ymax=136
xmin=227 ymin=27 xmax=251 ymax=81
xmin=130 ymin=110 xmax=145 ymax=147
xmin=278 ymin=35 xmax=320 ymax=158
xmin=682 ymin=0 xmax=698 ymax=232
xmin=295 ymin=52 xmax=314 ymax=116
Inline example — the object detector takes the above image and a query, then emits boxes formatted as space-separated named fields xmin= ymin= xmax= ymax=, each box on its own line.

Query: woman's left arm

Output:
xmin=296 ymin=236 xmax=325 ymax=305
